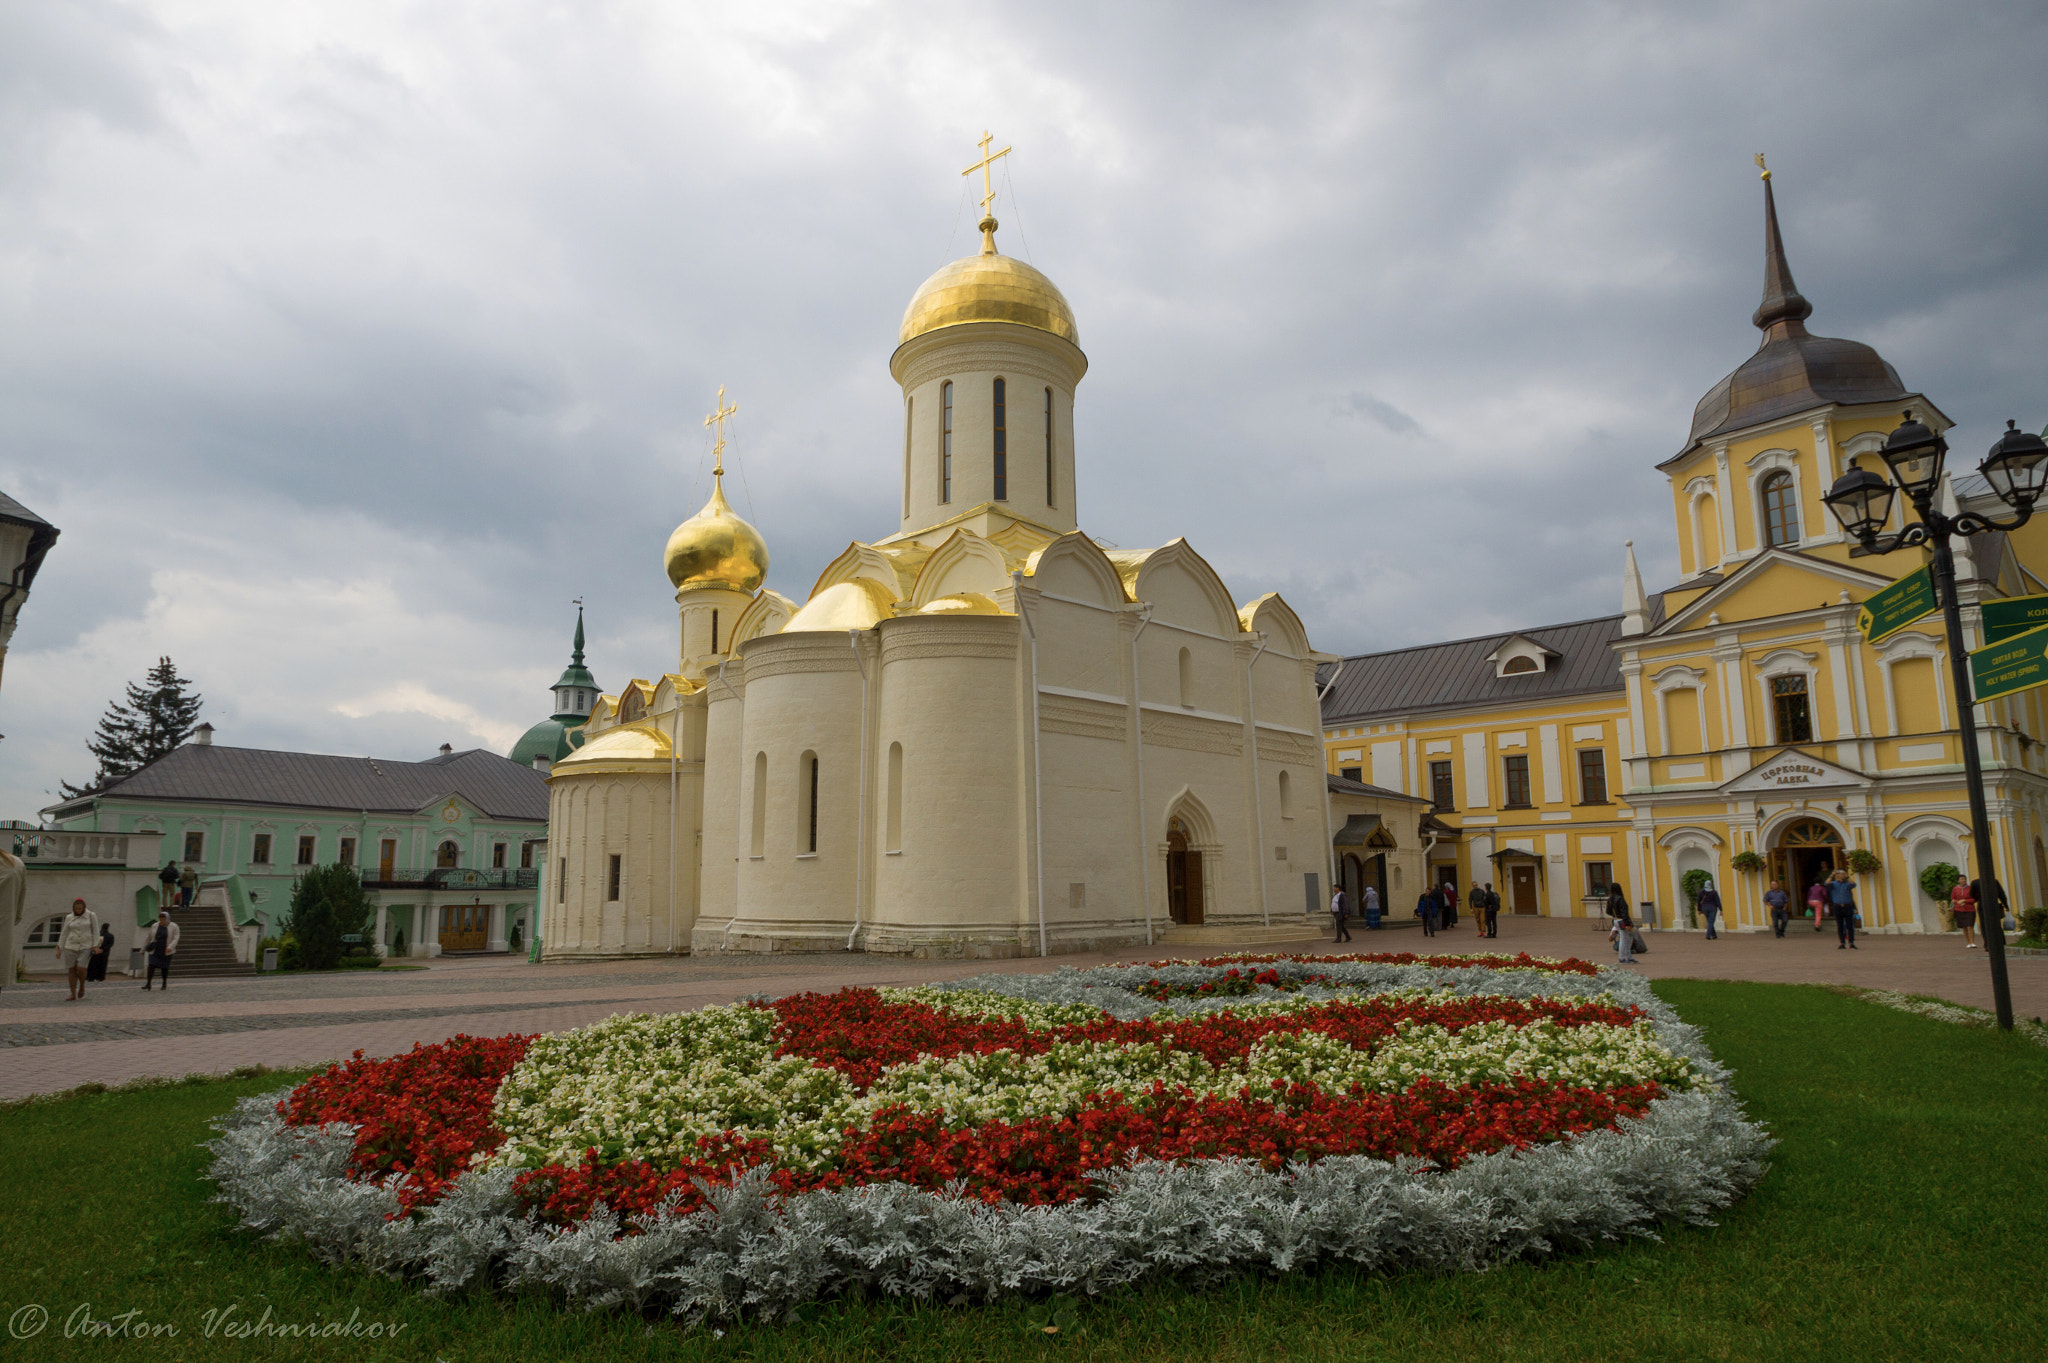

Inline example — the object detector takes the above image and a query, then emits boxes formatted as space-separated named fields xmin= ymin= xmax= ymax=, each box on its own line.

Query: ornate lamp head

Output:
xmin=1980 ymin=419 xmax=2048 ymax=511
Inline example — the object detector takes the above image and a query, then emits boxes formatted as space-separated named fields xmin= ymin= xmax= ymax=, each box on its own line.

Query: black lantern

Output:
xmin=1879 ymin=409 xmax=1946 ymax=498
xmin=1980 ymin=419 xmax=2048 ymax=511
xmin=1824 ymin=466 xmax=1896 ymax=542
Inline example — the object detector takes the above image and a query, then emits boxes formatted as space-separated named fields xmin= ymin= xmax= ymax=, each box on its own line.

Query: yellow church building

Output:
xmin=1323 ymin=172 xmax=2048 ymax=933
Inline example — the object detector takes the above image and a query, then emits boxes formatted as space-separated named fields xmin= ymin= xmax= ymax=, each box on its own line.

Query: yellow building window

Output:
xmin=1762 ymin=471 xmax=1800 ymax=547
xmin=1773 ymin=675 xmax=1813 ymax=743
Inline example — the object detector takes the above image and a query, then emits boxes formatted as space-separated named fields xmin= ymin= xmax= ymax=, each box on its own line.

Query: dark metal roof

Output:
xmin=1670 ymin=177 xmax=1912 ymax=462
xmin=1321 ymin=607 xmax=1659 ymax=725
xmin=1326 ymin=772 xmax=1426 ymax=803
xmin=1332 ymin=813 xmax=1386 ymax=849
xmin=56 ymin=743 xmax=549 ymax=821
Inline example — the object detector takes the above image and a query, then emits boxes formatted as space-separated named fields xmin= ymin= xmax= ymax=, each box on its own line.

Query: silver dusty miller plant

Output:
xmin=209 ymin=959 xmax=1773 ymax=1325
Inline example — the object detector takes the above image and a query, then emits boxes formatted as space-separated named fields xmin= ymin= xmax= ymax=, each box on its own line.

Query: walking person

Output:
xmin=1969 ymin=876 xmax=2008 ymax=941
xmin=85 ymin=920 xmax=115 ymax=982
xmin=1605 ymin=881 xmax=1630 ymax=927
xmin=1417 ymin=885 xmax=1441 ymax=938
xmin=142 ymin=909 xmax=179 ymax=990
xmin=1765 ymin=879 xmax=1791 ymax=937
xmin=178 ymin=862 xmax=198 ymax=908
xmin=1806 ymin=879 xmax=1828 ymax=931
xmin=1827 ymin=870 xmax=1859 ymax=949
xmin=1698 ymin=878 xmax=1723 ymax=939
xmin=57 ymin=898 xmax=98 ymax=1001
xmin=1362 ymin=884 xmax=1381 ymax=930
xmin=1608 ymin=898 xmax=1638 ymax=964
xmin=157 ymin=860 xmax=180 ymax=908
xmin=1330 ymin=886 xmax=1353 ymax=943
xmin=1473 ymin=881 xmax=1490 ymax=938
xmin=1440 ymin=880 xmax=1459 ymax=931
xmin=1948 ymin=879 xmax=1979 ymax=948
xmin=1483 ymin=882 xmax=1501 ymax=938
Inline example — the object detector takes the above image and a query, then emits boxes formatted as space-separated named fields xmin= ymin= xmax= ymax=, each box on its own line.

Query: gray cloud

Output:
xmin=3 ymin=0 xmax=2046 ymax=810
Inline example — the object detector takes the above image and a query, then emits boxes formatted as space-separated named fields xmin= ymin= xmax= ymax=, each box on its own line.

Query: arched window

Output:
xmin=798 ymin=750 xmax=819 ymax=854
xmin=1278 ymin=769 xmax=1293 ymax=820
xmin=1762 ymin=470 xmax=1800 ymax=547
xmin=886 ymin=742 xmax=904 ymax=854
xmin=1178 ymin=647 xmax=1194 ymax=708
xmin=436 ymin=840 xmax=459 ymax=868
xmin=902 ymin=397 xmax=913 ymax=519
xmin=940 ymin=382 xmax=953 ymax=504
xmin=711 ymin=609 xmax=719 ymax=654
xmin=750 ymin=751 xmax=768 ymax=857
xmin=1044 ymin=387 xmax=1055 ymax=507
xmin=1503 ymin=656 xmax=1538 ymax=675
xmin=992 ymin=377 xmax=1007 ymax=501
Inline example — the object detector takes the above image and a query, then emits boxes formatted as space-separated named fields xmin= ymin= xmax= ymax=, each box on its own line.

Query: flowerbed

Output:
xmin=211 ymin=953 xmax=1770 ymax=1323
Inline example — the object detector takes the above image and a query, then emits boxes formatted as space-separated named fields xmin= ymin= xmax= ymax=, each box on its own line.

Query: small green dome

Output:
xmin=509 ymin=716 xmax=583 ymax=768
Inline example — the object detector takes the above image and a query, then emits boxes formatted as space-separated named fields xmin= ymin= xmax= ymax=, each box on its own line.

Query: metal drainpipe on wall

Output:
xmin=1013 ymin=572 xmax=1048 ymax=957
xmin=1246 ymin=632 xmax=1271 ymax=927
xmin=846 ymin=628 xmax=871 ymax=952
xmin=1316 ymin=660 xmax=1346 ymax=906
xmin=1130 ymin=604 xmax=1155 ymax=945
xmin=715 ymin=658 xmax=746 ymax=951
xmin=668 ymin=701 xmax=680 ymax=954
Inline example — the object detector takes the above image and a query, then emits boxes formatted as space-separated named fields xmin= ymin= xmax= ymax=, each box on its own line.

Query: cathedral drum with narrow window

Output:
xmin=540 ymin=140 xmax=1335 ymax=959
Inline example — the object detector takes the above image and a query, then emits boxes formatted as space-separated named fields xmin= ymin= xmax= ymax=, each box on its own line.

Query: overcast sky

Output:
xmin=4 ymin=0 xmax=2047 ymax=814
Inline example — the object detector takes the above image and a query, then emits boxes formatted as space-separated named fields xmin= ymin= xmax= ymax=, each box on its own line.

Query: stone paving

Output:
xmin=2 ymin=916 xmax=2040 ymax=1101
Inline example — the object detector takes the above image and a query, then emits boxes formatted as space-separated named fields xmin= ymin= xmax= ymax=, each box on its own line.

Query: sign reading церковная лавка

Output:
xmin=1969 ymin=623 xmax=2048 ymax=703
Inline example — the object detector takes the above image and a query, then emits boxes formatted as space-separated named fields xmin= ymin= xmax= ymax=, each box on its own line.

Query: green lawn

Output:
xmin=2 ymin=980 xmax=2042 ymax=1361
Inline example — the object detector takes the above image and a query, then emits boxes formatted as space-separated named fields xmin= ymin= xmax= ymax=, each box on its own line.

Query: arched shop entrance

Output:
xmin=1770 ymin=817 xmax=1842 ymax=918
xmin=1166 ymin=819 xmax=1204 ymax=925
xmin=1333 ymin=814 xmax=1395 ymax=912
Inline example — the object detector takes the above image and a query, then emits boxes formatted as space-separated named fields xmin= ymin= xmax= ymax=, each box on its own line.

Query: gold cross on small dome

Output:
xmin=962 ymin=131 xmax=1011 ymax=219
xmin=703 ymin=385 xmax=738 ymax=477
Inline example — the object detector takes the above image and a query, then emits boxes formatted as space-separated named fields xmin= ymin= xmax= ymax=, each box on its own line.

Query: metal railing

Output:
xmin=358 ymin=866 xmax=540 ymax=891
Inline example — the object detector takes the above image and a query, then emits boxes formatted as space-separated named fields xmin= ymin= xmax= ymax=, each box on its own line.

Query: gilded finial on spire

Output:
xmin=962 ymin=131 xmax=1012 ymax=254
xmin=703 ymin=385 xmax=738 ymax=480
xmin=1755 ymin=152 xmax=1770 ymax=182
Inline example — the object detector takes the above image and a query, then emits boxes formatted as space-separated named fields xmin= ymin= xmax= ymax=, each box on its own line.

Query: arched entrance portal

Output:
xmin=1167 ymin=818 xmax=1204 ymax=925
xmin=1769 ymin=817 xmax=1842 ymax=916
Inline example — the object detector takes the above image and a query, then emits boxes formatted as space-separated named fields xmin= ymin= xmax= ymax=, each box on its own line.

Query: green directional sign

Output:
xmin=1970 ymin=623 xmax=2048 ymax=703
xmin=1857 ymin=566 xmax=1936 ymax=645
xmin=1980 ymin=592 xmax=2048 ymax=646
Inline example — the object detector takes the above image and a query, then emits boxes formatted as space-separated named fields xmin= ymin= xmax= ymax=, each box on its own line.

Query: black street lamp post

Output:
xmin=1824 ymin=411 xmax=2048 ymax=1032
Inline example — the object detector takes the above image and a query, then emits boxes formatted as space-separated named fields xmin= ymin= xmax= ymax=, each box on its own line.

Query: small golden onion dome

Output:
xmin=785 ymin=579 xmax=897 ymax=633
xmin=548 ymin=722 xmax=674 ymax=775
xmin=664 ymin=479 xmax=768 ymax=593
xmin=899 ymin=219 xmax=1079 ymax=347
xmin=917 ymin=592 xmax=1004 ymax=616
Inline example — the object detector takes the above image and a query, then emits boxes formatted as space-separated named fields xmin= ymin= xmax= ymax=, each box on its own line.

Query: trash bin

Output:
xmin=262 ymin=947 xmax=279 ymax=972
xmin=1639 ymin=900 xmax=1657 ymax=930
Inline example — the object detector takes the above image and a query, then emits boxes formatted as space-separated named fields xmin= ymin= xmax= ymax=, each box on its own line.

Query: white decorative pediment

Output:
xmin=1719 ymin=749 xmax=1871 ymax=794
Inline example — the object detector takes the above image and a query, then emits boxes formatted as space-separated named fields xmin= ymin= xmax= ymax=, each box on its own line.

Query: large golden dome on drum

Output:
xmin=664 ymin=478 xmax=768 ymax=594
xmin=898 ymin=217 xmax=1079 ymax=348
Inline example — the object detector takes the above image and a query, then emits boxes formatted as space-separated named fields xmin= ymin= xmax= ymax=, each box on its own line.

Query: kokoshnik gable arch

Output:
xmin=542 ymin=157 xmax=1338 ymax=958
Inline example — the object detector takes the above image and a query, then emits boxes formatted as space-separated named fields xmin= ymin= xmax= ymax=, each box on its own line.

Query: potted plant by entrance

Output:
xmin=1920 ymin=860 xmax=1962 ymax=932
xmin=1844 ymin=849 xmax=1882 ymax=876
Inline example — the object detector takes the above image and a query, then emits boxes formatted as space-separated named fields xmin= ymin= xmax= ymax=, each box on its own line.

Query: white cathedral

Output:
xmin=542 ymin=182 xmax=1337 ymax=959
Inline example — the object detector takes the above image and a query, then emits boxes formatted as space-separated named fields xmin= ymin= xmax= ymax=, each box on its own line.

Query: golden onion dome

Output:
xmin=664 ymin=477 xmax=768 ymax=594
xmin=899 ymin=217 xmax=1079 ymax=347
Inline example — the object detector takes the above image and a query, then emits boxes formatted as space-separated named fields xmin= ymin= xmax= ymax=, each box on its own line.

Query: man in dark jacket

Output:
xmin=1482 ymin=882 xmax=1501 ymax=938
xmin=1418 ymin=885 xmax=1442 ymax=937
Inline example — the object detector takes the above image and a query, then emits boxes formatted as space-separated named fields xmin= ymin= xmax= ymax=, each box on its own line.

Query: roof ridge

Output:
xmin=1330 ymin=611 xmax=1625 ymax=665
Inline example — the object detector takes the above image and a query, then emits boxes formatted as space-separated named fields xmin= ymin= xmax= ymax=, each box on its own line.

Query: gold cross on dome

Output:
xmin=703 ymin=385 xmax=738 ymax=477
xmin=962 ymin=131 xmax=1011 ymax=218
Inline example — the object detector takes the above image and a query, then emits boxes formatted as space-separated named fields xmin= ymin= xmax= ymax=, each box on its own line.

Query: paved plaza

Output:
xmin=3 ymin=917 xmax=2040 ymax=1102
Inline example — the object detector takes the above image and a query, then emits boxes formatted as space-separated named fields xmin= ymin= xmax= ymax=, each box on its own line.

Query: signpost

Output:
xmin=1979 ymin=592 xmax=2048 ymax=646
xmin=1969 ymin=622 xmax=2048 ymax=703
xmin=1856 ymin=566 xmax=1936 ymax=644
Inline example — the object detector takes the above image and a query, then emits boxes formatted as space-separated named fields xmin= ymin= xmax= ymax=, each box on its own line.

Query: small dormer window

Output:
xmin=1502 ymin=656 xmax=1538 ymax=675
xmin=1487 ymin=634 xmax=1556 ymax=678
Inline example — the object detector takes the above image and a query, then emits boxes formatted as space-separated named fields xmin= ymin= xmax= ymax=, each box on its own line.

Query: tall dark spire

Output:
xmin=1751 ymin=167 xmax=1813 ymax=340
xmin=571 ymin=604 xmax=586 ymax=666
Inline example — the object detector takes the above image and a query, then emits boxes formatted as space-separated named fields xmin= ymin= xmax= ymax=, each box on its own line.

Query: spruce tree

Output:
xmin=61 ymin=657 xmax=203 ymax=797
xmin=288 ymin=863 xmax=373 ymax=970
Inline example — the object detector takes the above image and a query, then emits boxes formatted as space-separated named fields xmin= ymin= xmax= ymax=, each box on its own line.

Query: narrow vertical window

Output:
xmin=1430 ymin=760 xmax=1456 ymax=810
xmin=1761 ymin=470 xmax=1800 ymax=547
xmin=1502 ymin=755 xmax=1532 ymax=807
xmin=1044 ymin=387 xmax=1055 ymax=507
xmin=940 ymin=381 xmax=953 ymax=503
xmin=492 ymin=842 xmax=507 ymax=868
xmin=1578 ymin=748 xmax=1608 ymax=804
xmin=750 ymin=752 xmax=768 ymax=857
xmin=886 ymin=741 xmax=904 ymax=853
xmin=557 ymin=856 xmax=567 ymax=903
xmin=1278 ymin=769 xmax=1293 ymax=819
xmin=606 ymin=854 xmax=621 ymax=901
xmin=903 ymin=397 xmax=913 ymax=518
xmin=1773 ymin=675 xmax=1814 ymax=743
xmin=338 ymin=837 xmax=356 ymax=867
xmin=711 ymin=609 xmax=719 ymax=654
xmin=798 ymin=750 xmax=820 ymax=854
xmin=1177 ymin=647 xmax=1194 ymax=707
xmin=992 ymin=377 xmax=1007 ymax=500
